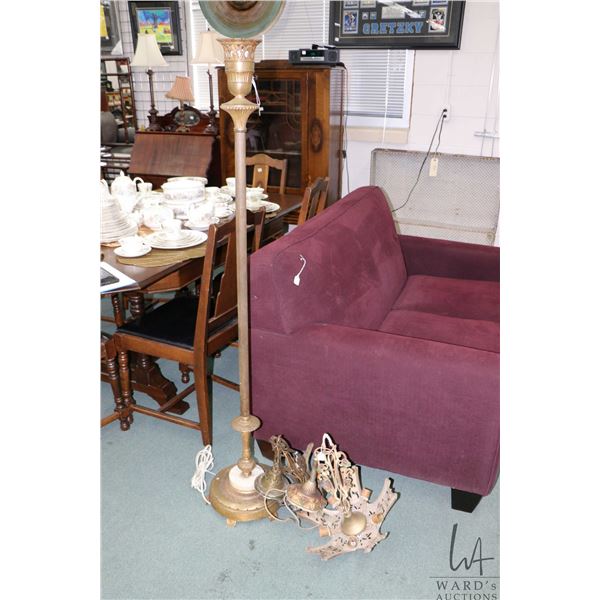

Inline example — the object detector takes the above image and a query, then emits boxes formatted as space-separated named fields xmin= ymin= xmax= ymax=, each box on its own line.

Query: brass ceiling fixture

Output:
xmin=256 ymin=434 xmax=399 ymax=560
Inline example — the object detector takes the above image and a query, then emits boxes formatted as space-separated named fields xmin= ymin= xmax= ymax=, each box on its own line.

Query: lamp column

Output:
xmin=208 ymin=38 xmax=277 ymax=524
xmin=146 ymin=68 xmax=161 ymax=131
xmin=130 ymin=33 xmax=168 ymax=132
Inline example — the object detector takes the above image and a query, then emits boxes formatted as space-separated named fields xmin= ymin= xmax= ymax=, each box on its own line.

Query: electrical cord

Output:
xmin=392 ymin=108 xmax=446 ymax=212
xmin=434 ymin=111 xmax=446 ymax=155
xmin=190 ymin=445 xmax=215 ymax=504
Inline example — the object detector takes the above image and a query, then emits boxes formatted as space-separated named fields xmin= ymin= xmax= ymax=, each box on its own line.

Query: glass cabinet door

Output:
xmin=246 ymin=75 xmax=305 ymax=190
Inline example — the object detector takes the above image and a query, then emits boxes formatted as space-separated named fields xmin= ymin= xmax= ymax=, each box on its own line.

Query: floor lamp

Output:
xmin=130 ymin=32 xmax=168 ymax=132
xmin=207 ymin=38 xmax=278 ymax=524
xmin=191 ymin=30 xmax=224 ymax=135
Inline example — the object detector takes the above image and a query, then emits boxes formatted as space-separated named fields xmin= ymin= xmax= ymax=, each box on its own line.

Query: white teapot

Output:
xmin=110 ymin=171 xmax=141 ymax=196
xmin=111 ymin=171 xmax=144 ymax=214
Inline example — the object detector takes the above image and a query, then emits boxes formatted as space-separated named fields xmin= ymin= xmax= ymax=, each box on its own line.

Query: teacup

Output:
xmin=205 ymin=186 xmax=220 ymax=199
xmin=246 ymin=187 xmax=264 ymax=197
xmin=160 ymin=218 xmax=184 ymax=240
xmin=246 ymin=188 xmax=263 ymax=208
xmin=118 ymin=235 xmax=146 ymax=253
xmin=187 ymin=201 xmax=215 ymax=225
xmin=226 ymin=177 xmax=236 ymax=194
xmin=214 ymin=201 xmax=231 ymax=218
xmin=138 ymin=181 xmax=153 ymax=194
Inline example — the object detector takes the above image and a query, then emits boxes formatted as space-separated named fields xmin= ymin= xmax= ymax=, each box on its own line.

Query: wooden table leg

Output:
xmin=101 ymin=291 xmax=190 ymax=415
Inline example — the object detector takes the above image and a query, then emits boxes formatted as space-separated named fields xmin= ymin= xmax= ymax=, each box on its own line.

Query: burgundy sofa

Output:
xmin=249 ymin=186 xmax=499 ymax=512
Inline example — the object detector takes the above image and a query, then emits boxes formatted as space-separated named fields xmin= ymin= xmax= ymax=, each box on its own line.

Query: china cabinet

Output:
xmin=217 ymin=60 xmax=345 ymax=207
xmin=101 ymin=57 xmax=137 ymax=142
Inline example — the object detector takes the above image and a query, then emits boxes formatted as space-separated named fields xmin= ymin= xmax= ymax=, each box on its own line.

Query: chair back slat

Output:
xmin=194 ymin=211 xmax=265 ymax=356
xmin=214 ymin=229 xmax=238 ymax=316
xmin=194 ymin=219 xmax=234 ymax=355
xmin=298 ymin=177 xmax=330 ymax=225
xmin=247 ymin=153 xmax=288 ymax=194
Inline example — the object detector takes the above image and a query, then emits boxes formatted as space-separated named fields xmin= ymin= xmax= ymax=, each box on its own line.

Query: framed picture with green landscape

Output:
xmin=128 ymin=1 xmax=182 ymax=55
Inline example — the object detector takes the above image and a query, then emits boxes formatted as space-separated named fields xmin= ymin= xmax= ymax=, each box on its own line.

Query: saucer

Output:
xmin=184 ymin=217 xmax=219 ymax=231
xmin=214 ymin=207 xmax=235 ymax=219
xmin=245 ymin=201 xmax=280 ymax=214
xmin=114 ymin=244 xmax=151 ymax=258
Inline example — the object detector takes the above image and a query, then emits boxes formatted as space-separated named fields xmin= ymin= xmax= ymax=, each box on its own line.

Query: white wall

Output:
xmin=114 ymin=0 xmax=191 ymax=128
xmin=342 ymin=0 xmax=500 ymax=196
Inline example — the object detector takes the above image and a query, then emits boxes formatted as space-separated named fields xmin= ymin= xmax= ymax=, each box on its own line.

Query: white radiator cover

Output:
xmin=370 ymin=149 xmax=500 ymax=245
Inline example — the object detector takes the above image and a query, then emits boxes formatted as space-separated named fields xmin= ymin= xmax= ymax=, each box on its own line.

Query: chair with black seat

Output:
xmin=298 ymin=177 xmax=329 ymax=225
xmin=246 ymin=153 xmax=288 ymax=194
xmin=100 ymin=333 xmax=129 ymax=429
xmin=113 ymin=214 xmax=261 ymax=445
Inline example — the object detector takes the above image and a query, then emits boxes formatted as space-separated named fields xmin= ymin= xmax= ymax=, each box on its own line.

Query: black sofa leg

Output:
xmin=451 ymin=488 xmax=482 ymax=513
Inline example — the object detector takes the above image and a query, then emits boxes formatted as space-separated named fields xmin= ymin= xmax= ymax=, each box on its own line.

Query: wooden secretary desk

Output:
xmin=217 ymin=60 xmax=346 ymax=208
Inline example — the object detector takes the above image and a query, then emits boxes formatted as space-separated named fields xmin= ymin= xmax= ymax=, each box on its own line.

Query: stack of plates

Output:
xmin=101 ymin=197 xmax=138 ymax=243
xmin=146 ymin=230 xmax=208 ymax=249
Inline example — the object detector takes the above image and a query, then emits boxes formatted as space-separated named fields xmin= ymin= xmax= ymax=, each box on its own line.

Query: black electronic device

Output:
xmin=289 ymin=47 xmax=340 ymax=65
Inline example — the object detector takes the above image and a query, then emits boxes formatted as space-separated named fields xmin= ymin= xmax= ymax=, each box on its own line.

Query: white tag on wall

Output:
xmin=429 ymin=157 xmax=439 ymax=177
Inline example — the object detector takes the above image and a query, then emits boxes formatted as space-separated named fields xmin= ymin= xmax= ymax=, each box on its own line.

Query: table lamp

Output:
xmin=130 ymin=32 xmax=168 ymax=131
xmin=165 ymin=76 xmax=196 ymax=132
xmin=191 ymin=30 xmax=224 ymax=135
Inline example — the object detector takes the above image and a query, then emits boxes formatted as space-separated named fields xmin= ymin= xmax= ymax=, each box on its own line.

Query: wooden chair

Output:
xmin=113 ymin=215 xmax=262 ymax=445
xmin=246 ymin=153 xmax=288 ymax=194
xmin=100 ymin=334 xmax=129 ymax=429
xmin=298 ymin=177 xmax=329 ymax=225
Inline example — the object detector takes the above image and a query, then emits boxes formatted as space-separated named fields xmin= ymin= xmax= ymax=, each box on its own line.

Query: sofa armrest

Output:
xmin=399 ymin=234 xmax=499 ymax=281
xmin=251 ymin=322 xmax=500 ymax=495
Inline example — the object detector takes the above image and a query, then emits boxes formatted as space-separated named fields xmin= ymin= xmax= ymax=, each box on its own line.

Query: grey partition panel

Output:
xmin=370 ymin=149 xmax=499 ymax=245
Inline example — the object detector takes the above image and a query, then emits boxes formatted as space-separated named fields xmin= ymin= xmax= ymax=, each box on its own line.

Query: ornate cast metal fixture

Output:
xmin=256 ymin=434 xmax=399 ymax=560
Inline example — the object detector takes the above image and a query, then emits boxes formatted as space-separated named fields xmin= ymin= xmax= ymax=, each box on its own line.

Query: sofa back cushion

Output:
xmin=250 ymin=186 xmax=408 ymax=334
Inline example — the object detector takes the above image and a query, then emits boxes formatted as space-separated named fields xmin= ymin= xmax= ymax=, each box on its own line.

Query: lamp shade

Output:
xmin=165 ymin=76 xmax=194 ymax=102
xmin=191 ymin=30 xmax=224 ymax=65
xmin=130 ymin=33 xmax=168 ymax=68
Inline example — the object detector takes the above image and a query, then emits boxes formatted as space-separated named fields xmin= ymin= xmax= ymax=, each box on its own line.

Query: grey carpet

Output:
xmin=101 ymin=307 xmax=499 ymax=600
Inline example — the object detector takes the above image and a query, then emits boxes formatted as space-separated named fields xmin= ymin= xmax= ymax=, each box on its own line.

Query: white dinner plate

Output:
xmin=114 ymin=244 xmax=152 ymax=258
xmin=147 ymin=230 xmax=208 ymax=249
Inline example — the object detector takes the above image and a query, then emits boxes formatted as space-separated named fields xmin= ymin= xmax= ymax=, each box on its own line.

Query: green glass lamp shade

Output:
xmin=197 ymin=1 xmax=286 ymax=39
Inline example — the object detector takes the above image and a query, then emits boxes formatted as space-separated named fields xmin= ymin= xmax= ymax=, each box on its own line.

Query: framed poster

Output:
xmin=329 ymin=0 xmax=465 ymax=50
xmin=100 ymin=1 xmax=121 ymax=55
xmin=128 ymin=1 xmax=182 ymax=55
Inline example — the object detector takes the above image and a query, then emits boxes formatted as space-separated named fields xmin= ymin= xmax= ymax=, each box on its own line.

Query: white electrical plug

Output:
xmin=293 ymin=254 xmax=307 ymax=286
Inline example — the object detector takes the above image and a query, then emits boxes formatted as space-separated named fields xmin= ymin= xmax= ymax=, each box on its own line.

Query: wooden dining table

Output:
xmin=101 ymin=191 xmax=303 ymax=414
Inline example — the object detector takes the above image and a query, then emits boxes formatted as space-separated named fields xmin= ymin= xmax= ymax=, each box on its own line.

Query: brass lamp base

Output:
xmin=209 ymin=464 xmax=279 ymax=523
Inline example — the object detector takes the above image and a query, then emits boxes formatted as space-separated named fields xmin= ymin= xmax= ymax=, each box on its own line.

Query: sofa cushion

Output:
xmin=379 ymin=309 xmax=499 ymax=353
xmin=393 ymin=275 xmax=500 ymax=322
xmin=250 ymin=186 xmax=407 ymax=334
